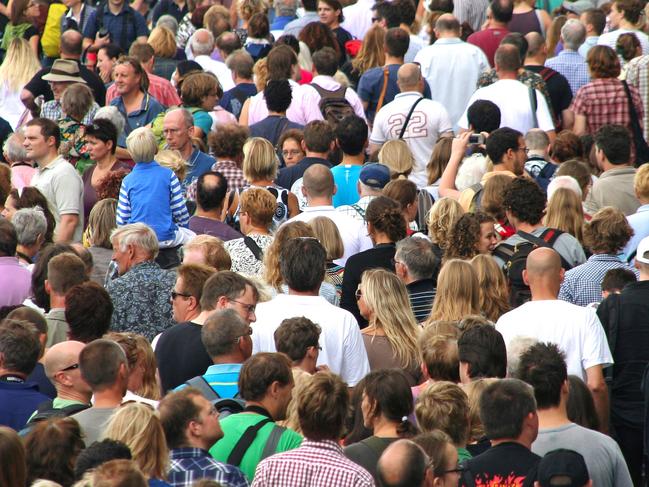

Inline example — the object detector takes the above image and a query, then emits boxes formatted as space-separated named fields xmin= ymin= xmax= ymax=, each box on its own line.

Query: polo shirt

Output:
xmin=82 ymin=3 xmax=148 ymax=48
xmin=184 ymin=149 xmax=215 ymax=191
xmin=175 ymin=363 xmax=242 ymax=398
xmin=467 ymin=27 xmax=510 ymax=66
xmin=110 ymin=93 xmax=166 ymax=147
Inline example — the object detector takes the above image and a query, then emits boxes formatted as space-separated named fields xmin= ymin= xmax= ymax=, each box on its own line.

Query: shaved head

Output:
xmin=494 ymin=44 xmax=521 ymax=72
xmin=44 ymin=340 xmax=86 ymax=380
xmin=397 ymin=63 xmax=423 ymax=90
xmin=435 ymin=13 xmax=461 ymax=34
xmin=303 ymin=164 xmax=334 ymax=198
xmin=377 ymin=439 xmax=428 ymax=487
xmin=525 ymin=32 xmax=545 ymax=57
xmin=523 ymin=247 xmax=564 ymax=294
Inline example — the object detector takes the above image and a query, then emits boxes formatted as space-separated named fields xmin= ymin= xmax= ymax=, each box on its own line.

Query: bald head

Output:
xmin=525 ymin=32 xmax=545 ymax=57
xmin=435 ymin=14 xmax=461 ymax=35
xmin=192 ymin=28 xmax=215 ymax=56
xmin=397 ymin=63 xmax=424 ymax=92
xmin=494 ymin=44 xmax=521 ymax=73
xmin=523 ymin=247 xmax=564 ymax=296
xmin=377 ymin=439 xmax=428 ymax=487
xmin=44 ymin=341 xmax=86 ymax=380
xmin=303 ymin=164 xmax=335 ymax=199
xmin=61 ymin=29 xmax=83 ymax=58
xmin=165 ymin=107 xmax=194 ymax=128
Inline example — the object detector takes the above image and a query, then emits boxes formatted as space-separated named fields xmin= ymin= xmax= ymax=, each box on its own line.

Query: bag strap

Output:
xmin=260 ymin=424 xmax=287 ymax=461
xmin=528 ymin=86 xmax=538 ymax=129
xmin=186 ymin=376 xmax=220 ymax=401
xmin=244 ymin=236 xmax=264 ymax=261
xmin=539 ymin=66 xmax=557 ymax=83
xmin=310 ymin=82 xmax=346 ymax=100
xmin=623 ymin=80 xmax=644 ymax=137
xmin=599 ymin=293 xmax=620 ymax=384
xmin=227 ymin=417 xmax=273 ymax=466
xmin=375 ymin=66 xmax=390 ymax=115
xmin=399 ymin=96 xmax=424 ymax=139
xmin=351 ymin=203 xmax=366 ymax=218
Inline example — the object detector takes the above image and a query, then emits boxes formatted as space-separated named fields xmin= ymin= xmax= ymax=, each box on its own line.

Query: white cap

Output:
xmin=636 ymin=236 xmax=649 ymax=264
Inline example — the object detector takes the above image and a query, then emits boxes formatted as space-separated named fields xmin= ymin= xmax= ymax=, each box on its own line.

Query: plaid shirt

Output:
xmin=212 ymin=160 xmax=247 ymax=192
xmin=167 ymin=448 xmax=249 ymax=487
xmin=40 ymin=100 xmax=99 ymax=125
xmin=558 ymin=253 xmax=639 ymax=307
xmin=251 ymin=440 xmax=375 ymax=487
xmin=545 ymin=50 xmax=591 ymax=96
xmin=625 ymin=54 xmax=649 ymax=141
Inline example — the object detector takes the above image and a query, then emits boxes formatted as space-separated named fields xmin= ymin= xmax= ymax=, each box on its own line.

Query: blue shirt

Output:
xmin=167 ymin=448 xmax=249 ymax=487
xmin=249 ymin=116 xmax=304 ymax=146
xmin=111 ymin=93 xmax=166 ymax=147
xmin=175 ymin=363 xmax=242 ymax=398
xmin=184 ymin=149 xmax=215 ymax=193
xmin=331 ymin=164 xmax=362 ymax=207
xmin=545 ymin=50 xmax=590 ymax=96
xmin=271 ymin=15 xmax=296 ymax=31
xmin=82 ymin=4 xmax=148 ymax=47
xmin=624 ymin=203 xmax=649 ymax=261
xmin=579 ymin=36 xmax=599 ymax=59
xmin=219 ymin=83 xmax=257 ymax=119
xmin=0 ymin=380 xmax=50 ymax=431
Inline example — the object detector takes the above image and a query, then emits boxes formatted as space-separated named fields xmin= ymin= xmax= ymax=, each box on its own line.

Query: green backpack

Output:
xmin=151 ymin=106 xmax=207 ymax=149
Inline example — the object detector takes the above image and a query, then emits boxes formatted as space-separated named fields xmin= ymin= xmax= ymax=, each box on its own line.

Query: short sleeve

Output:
xmin=24 ymin=68 xmax=50 ymax=99
xmin=134 ymin=11 xmax=149 ymax=37
xmin=83 ymin=10 xmax=98 ymax=39
xmin=356 ymin=71 xmax=374 ymax=102
xmin=582 ymin=308 xmax=614 ymax=370
xmin=369 ymin=109 xmax=387 ymax=145
xmin=569 ymin=86 xmax=588 ymax=115
xmin=535 ymin=89 xmax=555 ymax=132
xmin=51 ymin=168 xmax=82 ymax=215
xmin=192 ymin=110 xmax=213 ymax=135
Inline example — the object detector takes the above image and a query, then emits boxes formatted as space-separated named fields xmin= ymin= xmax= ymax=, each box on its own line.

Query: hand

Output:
xmin=315 ymin=364 xmax=330 ymax=373
xmin=94 ymin=33 xmax=110 ymax=49
xmin=99 ymin=68 xmax=112 ymax=84
xmin=451 ymin=131 xmax=472 ymax=160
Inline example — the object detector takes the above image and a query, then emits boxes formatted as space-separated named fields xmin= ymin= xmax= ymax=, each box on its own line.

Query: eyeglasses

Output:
xmin=391 ymin=258 xmax=404 ymax=267
xmin=355 ymin=288 xmax=363 ymax=300
xmin=171 ymin=290 xmax=192 ymax=300
xmin=60 ymin=363 xmax=79 ymax=372
xmin=441 ymin=465 xmax=466 ymax=475
xmin=282 ymin=149 xmax=303 ymax=157
xmin=231 ymin=300 xmax=256 ymax=315
xmin=516 ymin=146 xmax=530 ymax=154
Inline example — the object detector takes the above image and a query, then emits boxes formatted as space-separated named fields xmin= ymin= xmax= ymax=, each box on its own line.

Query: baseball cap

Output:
xmin=537 ymin=449 xmax=590 ymax=487
xmin=636 ymin=236 xmax=649 ymax=264
xmin=359 ymin=163 xmax=391 ymax=189
xmin=562 ymin=0 xmax=594 ymax=15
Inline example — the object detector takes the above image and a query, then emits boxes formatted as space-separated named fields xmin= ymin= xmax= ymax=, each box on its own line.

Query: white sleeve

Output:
xmin=369 ymin=109 xmax=388 ymax=145
xmin=582 ymin=308 xmax=614 ymax=370
xmin=457 ymin=93 xmax=477 ymax=130
xmin=535 ymin=89 xmax=555 ymax=132
xmin=341 ymin=315 xmax=371 ymax=386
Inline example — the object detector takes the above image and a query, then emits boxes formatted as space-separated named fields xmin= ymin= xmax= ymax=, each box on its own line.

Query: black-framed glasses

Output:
xmin=171 ymin=290 xmax=192 ymax=300
xmin=355 ymin=288 xmax=362 ymax=300
xmin=60 ymin=363 xmax=79 ymax=372
xmin=441 ymin=465 xmax=466 ymax=474
xmin=231 ymin=300 xmax=256 ymax=314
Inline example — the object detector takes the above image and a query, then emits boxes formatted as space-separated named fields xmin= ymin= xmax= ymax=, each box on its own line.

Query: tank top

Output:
xmin=508 ymin=9 xmax=544 ymax=36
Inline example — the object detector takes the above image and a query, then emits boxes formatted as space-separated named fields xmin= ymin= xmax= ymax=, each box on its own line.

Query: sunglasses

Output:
xmin=60 ymin=363 xmax=79 ymax=372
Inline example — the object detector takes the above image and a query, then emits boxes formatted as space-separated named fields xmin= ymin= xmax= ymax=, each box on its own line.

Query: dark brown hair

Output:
xmin=238 ymin=352 xmax=293 ymax=401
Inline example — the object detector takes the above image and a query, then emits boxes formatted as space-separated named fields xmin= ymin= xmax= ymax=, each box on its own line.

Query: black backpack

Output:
xmin=19 ymin=400 xmax=90 ymax=436
xmin=310 ymin=83 xmax=355 ymax=129
xmin=492 ymin=229 xmax=572 ymax=308
xmin=185 ymin=375 xmax=246 ymax=418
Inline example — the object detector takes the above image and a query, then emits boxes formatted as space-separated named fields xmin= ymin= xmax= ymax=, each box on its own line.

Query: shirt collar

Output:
xmin=434 ymin=37 xmax=462 ymax=45
xmin=588 ymin=253 xmax=624 ymax=262
xmin=301 ymin=439 xmax=343 ymax=453
xmin=302 ymin=205 xmax=335 ymax=212
xmin=170 ymin=447 xmax=210 ymax=459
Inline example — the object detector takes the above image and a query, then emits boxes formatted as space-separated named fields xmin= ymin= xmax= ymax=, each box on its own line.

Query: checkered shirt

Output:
xmin=167 ymin=448 xmax=249 ymax=487
xmin=545 ymin=50 xmax=591 ymax=96
xmin=40 ymin=100 xmax=99 ymax=125
xmin=558 ymin=253 xmax=639 ymax=307
xmin=624 ymin=55 xmax=649 ymax=141
xmin=212 ymin=160 xmax=247 ymax=193
xmin=251 ymin=440 xmax=375 ymax=487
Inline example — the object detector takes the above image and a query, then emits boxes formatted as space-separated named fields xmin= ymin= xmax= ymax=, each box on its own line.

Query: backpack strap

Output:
xmin=351 ymin=203 xmax=366 ymax=219
xmin=597 ymin=292 xmax=620 ymax=384
xmin=186 ymin=376 xmax=220 ymax=402
xmin=375 ymin=66 xmax=390 ymax=115
xmin=310 ymin=82 xmax=346 ymax=100
xmin=528 ymin=86 xmax=538 ymax=129
xmin=227 ymin=417 xmax=273 ymax=466
xmin=260 ymin=424 xmax=287 ymax=461
xmin=399 ymin=97 xmax=424 ymax=139
xmin=539 ymin=66 xmax=558 ymax=83
xmin=244 ymin=236 xmax=264 ymax=261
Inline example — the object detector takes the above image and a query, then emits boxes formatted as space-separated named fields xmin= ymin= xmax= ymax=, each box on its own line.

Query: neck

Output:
xmin=122 ymin=89 xmax=144 ymax=106
xmin=180 ymin=309 xmax=201 ymax=323
xmin=384 ymin=55 xmax=403 ymax=65
xmin=305 ymin=151 xmax=328 ymax=159
xmin=268 ymin=110 xmax=286 ymax=117
xmin=93 ymin=386 xmax=124 ymax=408
xmin=341 ymin=153 xmax=365 ymax=166
xmin=525 ymin=56 xmax=545 ymax=66
xmin=489 ymin=20 xmax=507 ymax=29
xmin=179 ymin=143 xmax=194 ymax=160
xmin=192 ymin=310 xmax=212 ymax=325
xmin=245 ymin=225 xmax=270 ymax=236
xmin=96 ymin=153 xmax=117 ymax=169
xmin=107 ymin=1 xmax=125 ymax=14
xmin=288 ymin=287 xmax=320 ymax=297
xmin=57 ymin=387 xmax=92 ymax=404
xmin=0 ymin=368 xmax=26 ymax=379
xmin=71 ymin=2 xmax=83 ymax=15
xmin=195 ymin=207 xmax=223 ymax=221
xmin=372 ymin=416 xmax=399 ymax=438
xmin=620 ymin=19 xmax=635 ymax=30
xmin=497 ymin=70 xmax=518 ymax=80
xmin=49 ymin=294 xmax=66 ymax=309
xmin=398 ymin=22 xmax=412 ymax=34
xmin=17 ymin=244 xmax=38 ymax=258
xmin=306 ymin=197 xmax=332 ymax=207
xmin=640 ymin=271 xmax=649 ymax=281
xmin=530 ymin=283 xmax=560 ymax=301
xmin=537 ymin=405 xmax=570 ymax=429
xmin=603 ymin=161 xmax=630 ymax=172
xmin=372 ymin=233 xmax=393 ymax=245
xmin=515 ymin=221 xmax=541 ymax=233
xmin=235 ymin=77 xmax=253 ymax=84
xmin=213 ymin=353 xmax=243 ymax=364
xmin=528 ymin=150 xmax=546 ymax=159
xmin=491 ymin=437 xmax=532 ymax=449
xmin=294 ymin=360 xmax=316 ymax=374
xmin=245 ymin=400 xmax=277 ymax=419
xmin=36 ymin=150 xmax=59 ymax=168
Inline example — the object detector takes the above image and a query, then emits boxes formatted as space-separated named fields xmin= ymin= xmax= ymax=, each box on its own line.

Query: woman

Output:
xmin=567 ymin=375 xmax=600 ymax=431
xmin=507 ymin=0 xmax=551 ymax=36
xmin=234 ymin=0 xmax=267 ymax=44
xmin=82 ymin=119 xmax=131 ymax=225
xmin=0 ymin=38 xmax=40 ymax=129
xmin=481 ymin=173 xmax=515 ymax=239
xmin=383 ymin=179 xmax=419 ymax=233
xmin=3 ymin=187 xmax=56 ymax=244
xmin=427 ymin=197 xmax=464 ymax=261
xmin=425 ymin=137 xmax=452 ymax=201
xmin=378 ymin=139 xmax=414 ymax=179
xmin=85 ymin=198 xmax=117 ymax=285
xmin=357 ymin=269 xmax=421 ymax=384
xmin=309 ymin=216 xmax=345 ymax=298
xmin=344 ymin=369 xmax=418 ymax=482
xmin=96 ymin=44 xmax=124 ymax=86
xmin=546 ymin=15 xmax=567 ymax=58
xmin=208 ymin=123 xmax=249 ymax=192
xmin=471 ymin=254 xmax=509 ymax=322
xmin=299 ymin=22 xmax=341 ymax=64
xmin=414 ymin=430 xmax=464 ymax=487
xmin=245 ymin=12 xmax=273 ymax=61
xmin=224 ymin=187 xmax=276 ymax=277
xmin=617 ymin=32 xmax=642 ymax=73
xmin=340 ymin=196 xmax=407 ymax=327
xmin=149 ymin=26 xmax=178 ymax=80
xmin=103 ymin=403 xmax=169 ymax=486
xmin=1 ymin=0 xmax=39 ymax=57
xmin=549 ymin=130 xmax=583 ymax=164
xmin=180 ymin=72 xmax=233 ymax=139
xmin=426 ymin=259 xmax=481 ymax=324
xmin=24 ymin=417 xmax=85 ymax=487
xmin=342 ymin=25 xmax=385 ymax=88
xmin=278 ymin=128 xmax=305 ymax=167
xmin=318 ymin=0 xmax=352 ymax=61
xmin=0 ymin=426 xmax=26 ymax=487
xmin=444 ymin=211 xmax=497 ymax=261
xmin=544 ymin=187 xmax=585 ymax=244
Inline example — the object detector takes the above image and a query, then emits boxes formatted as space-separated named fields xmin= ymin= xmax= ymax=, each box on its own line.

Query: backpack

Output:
xmin=310 ymin=83 xmax=355 ymax=129
xmin=41 ymin=3 xmax=68 ymax=57
xmin=467 ymin=182 xmax=484 ymax=212
xmin=23 ymin=400 xmax=90 ymax=430
xmin=492 ymin=229 xmax=571 ymax=308
xmin=151 ymin=106 xmax=206 ymax=149
xmin=185 ymin=375 xmax=246 ymax=419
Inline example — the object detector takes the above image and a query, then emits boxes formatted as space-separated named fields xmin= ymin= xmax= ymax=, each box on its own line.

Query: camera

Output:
xmin=468 ymin=133 xmax=485 ymax=145
xmin=98 ymin=28 xmax=109 ymax=38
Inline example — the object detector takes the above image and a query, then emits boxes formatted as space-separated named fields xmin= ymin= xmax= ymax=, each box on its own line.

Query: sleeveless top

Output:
xmin=508 ymin=9 xmax=544 ymax=36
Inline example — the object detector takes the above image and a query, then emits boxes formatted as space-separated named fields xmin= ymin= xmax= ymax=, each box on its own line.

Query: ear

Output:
xmin=332 ymin=183 xmax=337 ymax=196
xmin=215 ymin=295 xmax=230 ymax=309
xmin=45 ymin=279 xmax=52 ymax=295
xmin=559 ymin=267 xmax=565 ymax=283
xmin=301 ymin=185 xmax=308 ymax=198
xmin=420 ymin=361 xmax=430 ymax=381
xmin=522 ymin=269 xmax=530 ymax=286
xmin=301 ymin=139 xmax=307 ymax=153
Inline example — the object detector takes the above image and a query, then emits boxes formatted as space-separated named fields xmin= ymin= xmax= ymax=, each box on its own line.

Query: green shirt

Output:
xmin=209 ymin=412 xmax=303 ymax=481
xmin=26 ymin=397 xmax=87 ymax=423
xmin=458 ymin=446 xmax=472 ymax=462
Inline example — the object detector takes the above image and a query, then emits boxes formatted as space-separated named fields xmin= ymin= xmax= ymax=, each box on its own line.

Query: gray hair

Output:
xmin=524 ymin=128 xmax=549 ymax=151
xmin=110 ymin=223 xmax=159 ymax=258
xmin=165 ymin=107 xmax=194 ymax=129
xmin=3 ymin=133 xmax=26 ymax=162
xmin=61 ymin=83 xmax=94 ymax=121
xmin=547 ymin=175 xmax=583 ymax=200
xmin=395 ymin=236 xmax=439 ymax=281
xmin=191 ymin=29 xmax=215 ymax=56
xmin=561 ymin=19 xmax=586 ymax=51
xmin=157 ymin=14 xmax=179 ymax=35
xmin=506 ymin=336 xmax=538 ymax=378
xmin=94 ymin=105 xmax=126 ymax=134
xmin=201 ymin=308 xmax=249 ymax=358
xmin=13 ymin=208 xmax=47 ymax=246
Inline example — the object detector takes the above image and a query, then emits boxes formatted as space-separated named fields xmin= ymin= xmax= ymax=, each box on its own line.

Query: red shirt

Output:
xmin=467 ymin=27 xmax=510 ymax=67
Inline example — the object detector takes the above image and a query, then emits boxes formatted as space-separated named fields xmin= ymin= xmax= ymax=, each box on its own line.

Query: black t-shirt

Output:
xmin=155 ymin=321 xmax=213 ymax=393
xmin=24 ymin=60 xmax=106 ymax=106
xmin=461 ymin=442 xmax=540 ymax=487
xmin=525 ymin=65 xmax=573 ymax=122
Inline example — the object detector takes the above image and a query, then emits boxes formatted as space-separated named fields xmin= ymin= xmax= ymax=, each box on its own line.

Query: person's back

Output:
xmin=331 ymin=115 xmax=368 ymax=207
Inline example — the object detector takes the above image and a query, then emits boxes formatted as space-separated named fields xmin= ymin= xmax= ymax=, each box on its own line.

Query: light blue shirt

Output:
xmin=282 ymin=11 xmax=319 ymax=37
xmin=578 ymin=36 xmax=599 ymax=59
xmin=175 ymin=363 xmax=243 ymax=398
xmin=545 ymin=50 xmax=590 ymax=96
xmin=623 ymin=203 xmax=649 ymax=261
xmin=332 ymin=164 xmax=362 ymax=207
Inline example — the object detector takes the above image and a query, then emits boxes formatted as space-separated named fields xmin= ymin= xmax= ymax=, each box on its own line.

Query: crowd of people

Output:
xmin=1 ymin=0 xmax=649 ymax=485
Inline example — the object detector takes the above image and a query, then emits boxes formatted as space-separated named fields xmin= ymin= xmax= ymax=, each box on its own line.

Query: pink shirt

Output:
xmin=10 ymin=164 xmax=36 ymax=191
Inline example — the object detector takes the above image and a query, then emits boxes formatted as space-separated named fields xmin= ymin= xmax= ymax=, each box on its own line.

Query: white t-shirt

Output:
xmin=496 ymin=299 xmax=613 ymax=380
xmin=598 ymin=28 xmax=649 ymax=56
xmin=458 ymin=79 xmax=555 ymax=134
xmin=370 ymin=91 xmax=453 ymax=188
xmin=193 ymin=55 xmax=235 ymax=91
xmin=251 ymin=294 xmax=370 ymax=386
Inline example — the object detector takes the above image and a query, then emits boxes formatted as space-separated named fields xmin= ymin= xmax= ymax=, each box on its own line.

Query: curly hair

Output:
xmin=444 ymin=212 xmax=482 ymax=261
xmin=298 ymin=22 xmax=341 ymax=59
xmin=208 ymin=123 xmax=249 ymax=159
xmin=502 ymin=177 xmax=545 ymax=225
xmin=96 ymin=169 xmax=130 ymax=200
xmin=427 ymin=197 xmax=464 ymax=247
xmin=366 ymin=196 xmax=407 ymax=243
xmin=584 ymin=206 xmax=634 ymax=254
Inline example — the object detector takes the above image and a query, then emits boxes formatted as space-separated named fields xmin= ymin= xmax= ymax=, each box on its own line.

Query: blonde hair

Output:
xmin=276 ymin=369 xmax=313 ymax=434
xmin=0 ymin=37 xmax=40 ymax=92
xmin=378 ymin=139 xmax=414 ymax=179
xmin=253 ymin=57 xmax=269 ymax=91
xmin=463 ymin=377 xmax=499 ymax=442
xmin=351 ymin=25 xmax=386 ymax=73
xmin=635 ymin=163 xmax=649 ymax=201
xmin=105 ymin=332 xmax=161 ymax=400
xmin=126 ymin=127 xmax=158 ymax=163
xmin=309 ymin=216 xmax=344 ymax=262
xmin=104 ymin=403 xmax=168 ymax=480
xmin=415 ymin=381 xmax=470 ymax=444
xmin=427 ymin=197 xmax=464 ymax=247
xmin=237 ymin=0 xmax=267 ymax=21
xmin=426 ymin=259 xmax=480 ymax=323
xmin=148 ymin=26 xmax=177 ymax=58
xmin=184 ymin=235 xmax=232 ymax=270
xmin=155 ymin=149 xmax=187 ymax=182
xmin=243 ymin=137 xmax=279 ymax=182
xmin=240 ymin=187 xmax=276 ymax=229
xmin=263 ymin=221 xmax=315 ymax=290
xmin=87 ymin=198 xmax=117 ymax=249
xmin=544 ymin=187 xmax=585 ymax=243
xmin=470 ymin=254 xmax=509 ymax=322
xmin=361 ymin=268 xmax=420 ymax=370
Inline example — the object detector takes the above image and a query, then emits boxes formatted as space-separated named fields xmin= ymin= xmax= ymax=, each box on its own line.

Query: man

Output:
xmin=623 ymin=163 xmax=649 ymax=259
xmin=467 ymin=0 xmax=513 ymax=66
xmin=209 ymin=353 xmax=303 ymax=480
xmin=11 ymin=208 xmax=46 ymax=266
xmin=252 ymin=372 xmax=374 ymax=486
xmin=0 ymin=219 xmax=31 ymax=307
xmin=458 ymin=324 xmax=507 ymax=384
xmin=597 ymin=0 xmax=649 ymax=54
xmin=163 ymin=108 xmax=216 ymax=192
xmin=460 ymin=379 xmax=540 ymax=486
xmin=370 ymin=63 xmax=453 ymax=188
xmin=39 ymin=60 xmax=98 ymax=124
xmin=3 ymin=133 xmax=33 ymax=190
xmin=180 ymin=309 xmax=253 ymax=398
xmin=72 ymin=339 xmax=129 ymax=446
xmin=545 ymin=19 xmax=590 ymax=96
xmin=523 ymin=128 xmax=555 ymax=190
xmin=249 ymin=79 xmax=304 ymax=146
xmin=159 ymin=388 xmax=249 ymax=487
xmin=536 ymin=449 xmax=592 ymax=487
xmin=82 ymin=0 xmax=148 ymax=53
xmin=182 ymin=235 xmax=233 ymax=270
xmin=106 ymin=223 xmax=176 ymax=341
xmin=394 ymin=237 xmax=439 ymax=322
xmin=105 ymin=43 xmax=181 ymax=108
xmin=0 ymin=320 xmax=50 ymax=430
xmin=518 ymin=342 xmax=633 ymax=487
xmin=65 ymin=281 xmax=113 ymax=343
xmin=454 ymin=0 xmax=489 ymax=32
xmin=156 ymin=269 xmax=257 ymax=392
xmin=393 ymin=0 xmax=425 ymax=63
xmin=414 ymin=330 xmax=460 ymax=399
xmin=271 ymin=0 xmax=298 ymax=33
xmin=25 ymin=118 xmax=83 ymax=242
xmin=579 ymin=8 xmax=606 ymax=58
xmin=585 ymin=125 xmax=640 ymax=216
xmin=283 ymin=0 xmax=318 ymax=37
xmin=22 ymin=29 xmax=105 ymax=114
xmin=216 ymin=32 xmax=243 ymax=62
xmin=459 ymin=45 xmax=555 ymax=138
xmin=274 ymin=317 xmax=322 ymax=374
xmin=188 ymin=171 xmax=242 ymax=241
xmin=44 ymin=253 xmax=88 ymax=347
xmin=331 ymin=115 xmax=367 ymax=207
xmin=524 ymin=33 xmax=574 ymax=130
xmin=287 ymin=164 xmax=372 ymax=265
xmin=496 ymin=248 xmax=613 ymax=431
xmin=625 ymin=47 xmax=649 ymax=142
xmin=415 ymin=15 xmax=490 ymax=127
xmin=377 ymin=440 xmax=433 ymax=487
xmin=337 ymin=162 xmax=391 ymax=222
xmin=220 ymin=49 xmax=257 ymax=119
xmin=252 ymin=238 xmax=370 ymax=386
xmin=109 ymin=57 xmax=166 ymax=148
xmin=190 ymin=29 xmax=235 ymax=91
xmin=276 ymin=120 xmax=333 ymax=191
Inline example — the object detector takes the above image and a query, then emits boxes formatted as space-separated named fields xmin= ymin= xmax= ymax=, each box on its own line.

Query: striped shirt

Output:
xmin=406 ymin=279 xmax=436 ymax=323
xmin=174 ymin=363 xmax=242 ymax=397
